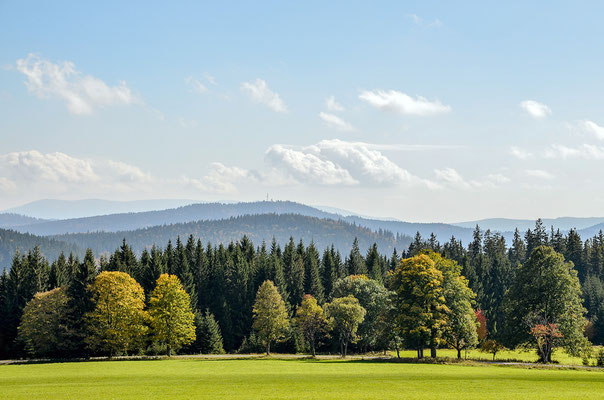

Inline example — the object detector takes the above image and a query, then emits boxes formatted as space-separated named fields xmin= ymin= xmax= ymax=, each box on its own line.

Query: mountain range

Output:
xmin=3 ymin=199 xmax=604 ymax=271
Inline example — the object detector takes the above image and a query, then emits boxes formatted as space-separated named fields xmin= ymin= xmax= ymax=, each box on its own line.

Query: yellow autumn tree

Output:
xmin=148 ymin=274 xmax=196 ymax=356
xmin=86 ymin=271 xmax=148 ymax=357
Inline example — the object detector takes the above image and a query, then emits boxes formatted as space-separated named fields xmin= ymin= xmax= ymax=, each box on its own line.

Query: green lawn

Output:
xmin=1 ymin=358 xmax=603 ymax=399
xmin=393 ymin=347 xmax=598 ymax=365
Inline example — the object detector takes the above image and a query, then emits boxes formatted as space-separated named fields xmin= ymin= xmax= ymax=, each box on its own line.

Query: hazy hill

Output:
xmin=8 ymin=200 xmax=477 ymax=243
xmin=51 ymin=213 xmax=412 ymax=257
xmin=2 ymin=198 xmax=197 ymax=219
xmin=0 ymin=228 xmax=80 ymax=270
xmin=0 ymin=213 xmax=48 ymax=228
xmin=453 ymin=217 xmax=604 ymax=232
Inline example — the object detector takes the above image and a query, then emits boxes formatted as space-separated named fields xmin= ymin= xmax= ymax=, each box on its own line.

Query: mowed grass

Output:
xmin=394 ymin=347 xmax=600 ymax=365
xmin=1 ymin=358 xmax=603 ymax=400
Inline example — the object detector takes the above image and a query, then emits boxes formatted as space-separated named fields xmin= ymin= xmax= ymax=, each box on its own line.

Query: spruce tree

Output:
xmin=64 ymin=248 xmax=97 ymax=356
xmin=196 ymin=310 xmax=225 ymax=354
xmin=346 ymin=238 xmax=366 ymax=275
xmin=305 ymin=242 xmax=324 ymax=303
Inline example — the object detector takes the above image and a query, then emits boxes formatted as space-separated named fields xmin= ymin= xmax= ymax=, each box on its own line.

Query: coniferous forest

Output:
xmin=1 ymin=218 xmax=602 ymax=361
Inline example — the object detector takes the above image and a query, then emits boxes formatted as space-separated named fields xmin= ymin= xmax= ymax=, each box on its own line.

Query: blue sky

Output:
xmin=2 ymin=1 xmax=604 ymax=221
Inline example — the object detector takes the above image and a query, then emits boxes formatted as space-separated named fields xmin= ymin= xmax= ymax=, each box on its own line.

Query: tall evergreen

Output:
xmin=64 ymin=248 xmax=97 ymax=356
xmin=174 ymin=237 xmax=197 ymax=310
xmin=346 ymin=238 xmax=366 ymax=275
xmin=365 ymin=243 xmax=383 ymax=283
xmin=304 ymin=242 xmax=324 ymax=303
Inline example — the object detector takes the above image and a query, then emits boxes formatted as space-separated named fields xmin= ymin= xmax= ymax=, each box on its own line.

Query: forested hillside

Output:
xmin=5 ymin=200 xmax=477 ymax=243
xmin=50 ymin=213 xmax=411 ymax=257
xmin=0 ymin=228 xmax=80 ymax=269
xmin=0 ymin=213 xmax=48 ymax=229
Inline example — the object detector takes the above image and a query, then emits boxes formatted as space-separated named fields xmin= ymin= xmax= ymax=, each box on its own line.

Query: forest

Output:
xmin=0 ymin=219 xmax=602 ymax=363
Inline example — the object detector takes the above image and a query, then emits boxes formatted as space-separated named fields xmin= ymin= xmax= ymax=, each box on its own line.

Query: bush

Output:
xmin=597 ymin=348 xmax=604 ymax=367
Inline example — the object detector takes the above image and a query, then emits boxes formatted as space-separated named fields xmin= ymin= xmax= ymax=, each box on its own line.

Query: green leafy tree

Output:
xmin=17 ymin=288 xmax=69 ymax=358
xmin=388 ymin=254 xmax=448 ymax=359
xmin=149 ymin=274 xmax=196 ymax=356
xmin=505 ymin=246 xmax=589 ymax=363
xmin=294 ymin=295 xmax=329 ymax=356
xmin=428 ymin=252 xmax=478 ymax=359
xmin=332 ymin=275 xmax=388 ymax=352
xmin=86 ymin=271 xmax=148 ymax=357
xmin=324 ymin=295 xmax=366 ymax=357
xmin=252 ymin=280 xmax=290 ymax=355
xmin=480 ymin=339 xmax=507 ymax=361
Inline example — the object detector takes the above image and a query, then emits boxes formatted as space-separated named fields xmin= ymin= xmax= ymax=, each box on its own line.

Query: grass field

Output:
xmin=393 ymin=347 xmax=597 ymax=365
xmin=1 ymin=358 xmax=603 ymax=399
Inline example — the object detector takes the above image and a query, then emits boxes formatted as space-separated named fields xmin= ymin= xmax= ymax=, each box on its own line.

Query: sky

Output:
xmin=2 ymin=1 xmax=604 ymax=222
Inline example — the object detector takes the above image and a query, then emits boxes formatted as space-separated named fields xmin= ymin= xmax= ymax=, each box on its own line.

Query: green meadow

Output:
xmin=1 ymin=358 xmax=603 ymax=400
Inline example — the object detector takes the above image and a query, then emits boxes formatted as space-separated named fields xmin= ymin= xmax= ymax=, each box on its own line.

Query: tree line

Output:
xmin=0 ymin=219 xmax=599 ymax=363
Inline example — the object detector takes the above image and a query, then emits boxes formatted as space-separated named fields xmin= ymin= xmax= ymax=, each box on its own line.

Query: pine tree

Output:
xmin=365 ymin=243 xmax=383 ymax=283
xmin=305 ymin=242 xmax=324 ymax=303
xmin=174 ymin=237 xmax=198 ymax=310
xmin=346 ymin=238 xmax=366 ymax=275
xmin=64 ymin=248 xmax=97 ymax=356
xmin=195 ymin=310 xmax=225 ymax=354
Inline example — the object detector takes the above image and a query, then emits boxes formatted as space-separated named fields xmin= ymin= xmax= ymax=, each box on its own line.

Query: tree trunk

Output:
xmin=395 ymin=337 xmax=400 ymax=359
xmin=457 ymin=348 xmax=461 ymax=360
xmin=430 ymin=329 xmax=437 ymax=358
xmin=266 ymin=341 xmax=271 ymax=356
xmin=343 ymin=341 xmax=348 ymax=358
xmin=167 ymin=345 xmax=172 ymax=357
xmin=311 ymin=339 xmax=316 ymax=357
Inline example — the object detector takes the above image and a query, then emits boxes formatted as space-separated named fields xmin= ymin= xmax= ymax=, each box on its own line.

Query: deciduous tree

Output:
xmin=86 ymin=271 xmax=147 ymax=357
xmin=252 ymin=280 xmax=290 ymax=355
xmin=149 ymin=274 xmax=196 ymax=356
xmin=294 ymin=295 xmax=329 ymax=356
xmin=324 ymin=295 xmax=366 ymax=357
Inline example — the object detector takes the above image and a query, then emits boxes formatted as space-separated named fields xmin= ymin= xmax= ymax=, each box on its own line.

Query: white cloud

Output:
xmin=177 ymin=117 xmax=198 ymax=129
xmin=0 ymin=150 xmax=98 ymax=183
xmin=487 ymin=173 xmax=511 ymax=184
xmin=105 ymin=160 xmax=154 ymax=183
xmin=185 ymin=76 xmax=208 ymax=94
xmin=0 ymin=150 xmax=155 ymax=194
xmin=265 ymin=144 xmax=357 ymax=185
xmin=359 ymin=89 xmax=451 ymax=116
xmin=319 ymin=112 xmax=354 ymax=131
xmin=579 ymin=120 xmax=604 ymax=140
xmin=519 ymin=100 xmax=551 ymax=119
xmin=434 ymin=167 xmax=509 ymax=189
xmin=266 ymin=139 xmax=438 ymax=188
xmin=407 ymin=14 xmax=441 ymax=28
xmin=0 ymin=177 xmax=16 ymax=192
xmin=325 ymin=95 xmax=344 ymax=112
xmin=16 ymin=54 xmax=137 ymax=115
xmin=526 ymin=169 xmax=555 ymax=180
xmin=510 ymin=146 xmax=533 ymax=160
xmin=182 ymin=162 xmax=253 ymax=194
xmin=204 ymin=73 xmax=217 ymax=86
xmin=544 ymin=143 xmax=604 ymax=160
xmin=241 ymin=78 xmax=287 ymax=113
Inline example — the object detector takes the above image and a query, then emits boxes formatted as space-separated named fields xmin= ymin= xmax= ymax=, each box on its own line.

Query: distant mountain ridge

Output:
xmin=2 ymin=198 xmax=198 ymax=219
xmin=452 ymin=217 xmax=604 ymax=232
xmin=2 ymin=200 xmax=478 ymax=244
xmin=51 ymin=213 xmax=411 ymax=260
